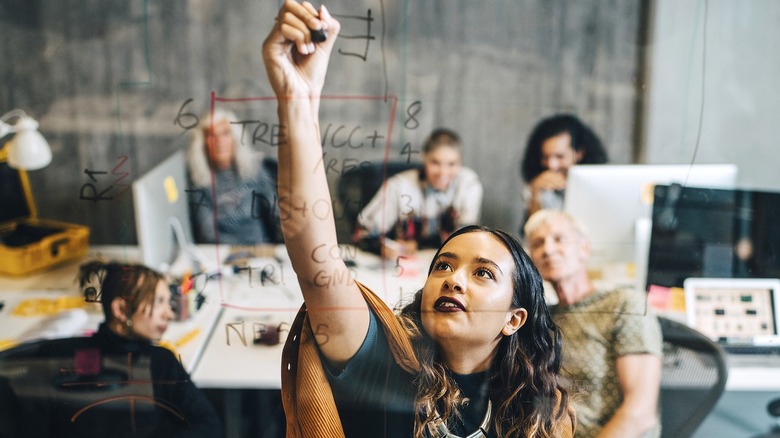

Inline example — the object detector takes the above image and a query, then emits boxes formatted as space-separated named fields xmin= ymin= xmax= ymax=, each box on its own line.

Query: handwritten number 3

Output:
xmin=400 ymin=194 xmax=413 ymax=216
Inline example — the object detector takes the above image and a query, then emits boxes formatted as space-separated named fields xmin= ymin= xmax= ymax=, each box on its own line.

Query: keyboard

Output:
xmin=723 ymin=343 xmax=780 ymax=367
xmin=723 ymin=344 xmax=780 ymax=355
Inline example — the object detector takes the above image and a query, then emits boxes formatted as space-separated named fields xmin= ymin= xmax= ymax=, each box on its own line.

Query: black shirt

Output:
xmin=0 ymin=324 xmax=223 ymax=437
xmin=322 ymin=311 xmax=495 ymax=437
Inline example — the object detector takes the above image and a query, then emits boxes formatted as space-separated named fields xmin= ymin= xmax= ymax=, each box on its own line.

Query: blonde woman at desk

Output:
xmin=186 ymin=108 xmax=281 ymax=244
xmin=0 ymin=261 xmax=223 ymax=437
xmin=263 ymin=2 xmax=574 ymax=437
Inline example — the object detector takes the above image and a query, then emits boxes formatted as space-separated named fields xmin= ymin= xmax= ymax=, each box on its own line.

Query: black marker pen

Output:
xmin=311 ymin=28 xmax=327 ymax=43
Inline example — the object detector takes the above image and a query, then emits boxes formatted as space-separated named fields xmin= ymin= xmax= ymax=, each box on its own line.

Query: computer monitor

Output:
xmin=132 ymin=150 xmax=198 ymax=272
xmin=563 ymin=164 xmax=738 ymax=280
xmin=647 ymin=185 xmax=780 ymax=289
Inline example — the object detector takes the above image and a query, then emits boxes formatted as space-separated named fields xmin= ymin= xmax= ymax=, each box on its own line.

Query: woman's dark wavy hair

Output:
xmin=399 ymin=225 xmax=570 ymax=437
xmin=520 ymin=113 xmax=608 ymax=183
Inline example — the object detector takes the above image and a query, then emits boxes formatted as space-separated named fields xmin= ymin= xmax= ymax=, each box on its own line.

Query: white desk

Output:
xmin=4 ymin=245 xmax=777 ymax=406
xmin=191 ymin=247 xmax=435 ymax=389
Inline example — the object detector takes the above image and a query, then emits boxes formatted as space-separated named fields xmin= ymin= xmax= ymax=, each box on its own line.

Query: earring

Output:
xmin=126 ymin=319 xmax=133 ymax=328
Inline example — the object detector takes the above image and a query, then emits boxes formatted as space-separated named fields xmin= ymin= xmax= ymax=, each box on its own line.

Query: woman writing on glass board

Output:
xmin=262 ymin=2 xmax=575 ymax=437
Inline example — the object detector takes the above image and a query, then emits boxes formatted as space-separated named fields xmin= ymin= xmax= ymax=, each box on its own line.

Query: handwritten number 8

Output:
xmin=404 ymin=101 xmax=421 ymax=130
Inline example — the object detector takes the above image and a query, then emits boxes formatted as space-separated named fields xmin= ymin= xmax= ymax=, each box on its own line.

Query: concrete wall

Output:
xmin=1 ymin=0 xmax=645 ymax=244
xmin=642 ymin=0 xmax=780 ymax=192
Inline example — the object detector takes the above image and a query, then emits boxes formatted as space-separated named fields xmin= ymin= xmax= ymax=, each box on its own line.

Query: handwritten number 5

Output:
xmin=314 ymin=323 xmax=330 ymax=346
xmin=394 ymin=257 xmax=404 ymax=277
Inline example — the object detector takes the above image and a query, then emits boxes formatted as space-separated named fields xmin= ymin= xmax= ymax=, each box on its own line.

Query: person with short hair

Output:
xmin=524 ymin=209 xmax=662 ymax=438
xmin=355 ymin=127 xmax=483 ymax=259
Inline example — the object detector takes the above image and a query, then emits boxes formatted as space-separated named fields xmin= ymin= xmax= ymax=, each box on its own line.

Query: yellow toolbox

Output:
xmin=0 ymin=149 xmax=89 ymax=276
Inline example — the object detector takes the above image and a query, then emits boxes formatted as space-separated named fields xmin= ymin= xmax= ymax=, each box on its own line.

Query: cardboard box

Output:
xmin=0 ymin=150 xmax=89 ymax=276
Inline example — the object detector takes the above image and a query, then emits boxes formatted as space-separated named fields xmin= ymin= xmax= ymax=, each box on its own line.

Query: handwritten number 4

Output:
xmin=400 ymin=142 xmax=419 ymax=163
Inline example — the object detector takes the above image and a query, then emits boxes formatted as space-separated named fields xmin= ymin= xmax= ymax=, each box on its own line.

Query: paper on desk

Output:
xmin=16 ymin=308 xmax=90 ymax=343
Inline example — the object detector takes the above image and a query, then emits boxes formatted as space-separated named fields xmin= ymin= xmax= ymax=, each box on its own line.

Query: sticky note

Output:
xmin=164 ymin=175 xmax=179 ymax=204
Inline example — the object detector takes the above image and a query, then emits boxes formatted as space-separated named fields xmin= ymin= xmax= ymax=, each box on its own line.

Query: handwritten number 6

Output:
xmin=174 ymin=98 xmax=199 ymax=131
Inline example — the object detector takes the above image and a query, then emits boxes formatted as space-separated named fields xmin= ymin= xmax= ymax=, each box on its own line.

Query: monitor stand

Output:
xmin=635 ymin=217 xmax=652 ymax=292
xmin=164 ymin=216 xmax=209 ymax=275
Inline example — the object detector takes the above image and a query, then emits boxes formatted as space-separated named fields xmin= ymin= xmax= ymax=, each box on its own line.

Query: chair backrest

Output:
xmin=260 ymin=156 xmax=283 ymax=243
xmin=262 ymin=155 xmax=278 ymax=182
xmin=0 ymin=338 xmax=177 ymax=437
xmin=336 ymin=160 xmax=420 ymax=233
xmin=658 ymin=316 xmax=729 ymax=438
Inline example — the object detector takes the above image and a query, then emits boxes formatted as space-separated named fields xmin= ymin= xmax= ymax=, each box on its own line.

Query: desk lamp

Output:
xmin=0 ymin=109 xmax=52 ymax=170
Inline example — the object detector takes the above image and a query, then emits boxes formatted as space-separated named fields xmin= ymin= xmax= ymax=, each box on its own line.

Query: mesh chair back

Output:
xmin=659 ymin=316 xmax=729 ymax=438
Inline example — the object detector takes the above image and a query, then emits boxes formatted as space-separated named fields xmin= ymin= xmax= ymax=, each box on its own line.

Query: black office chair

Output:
xmin=261 ymin=155 xmax=278 ymax=182
xmin=259 ymin=156 xmax=284 ymax=243
xmin=0 ymin=338 xmax=187 ymax=437
xmin=336 ymin=160 xmax=419 ymax=234
xmin=658 ymin=316 xmax=729 ymax=438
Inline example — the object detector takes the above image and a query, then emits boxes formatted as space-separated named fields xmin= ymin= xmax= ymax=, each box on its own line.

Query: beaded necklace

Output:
xmin=426 ymin=399 xmax=492 ymax=438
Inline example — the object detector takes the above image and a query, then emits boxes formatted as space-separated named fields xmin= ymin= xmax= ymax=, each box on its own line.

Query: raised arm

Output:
xmin=262 ymin=1 xmax=369 ymax=367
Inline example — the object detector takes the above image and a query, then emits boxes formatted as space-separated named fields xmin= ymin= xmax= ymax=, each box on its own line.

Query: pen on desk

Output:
xmin=174 ymin=327 xmax=201 ymax=349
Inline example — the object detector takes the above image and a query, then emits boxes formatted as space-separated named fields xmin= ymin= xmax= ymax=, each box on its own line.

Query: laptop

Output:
xmin=684 ymin=278 xmax=780 ymax=355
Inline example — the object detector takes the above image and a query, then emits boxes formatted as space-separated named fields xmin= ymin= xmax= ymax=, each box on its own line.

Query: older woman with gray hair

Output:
xmin=186 ymin=108 xmax=280 ymax=244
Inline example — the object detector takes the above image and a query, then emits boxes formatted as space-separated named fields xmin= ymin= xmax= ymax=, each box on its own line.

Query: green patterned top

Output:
xmin=551 ymin=288 xmax=663 ymax=438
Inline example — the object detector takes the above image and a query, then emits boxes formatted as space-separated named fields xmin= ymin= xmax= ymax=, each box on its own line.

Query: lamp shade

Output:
xmin=7 ymin=116 xmax=52 ymax=170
